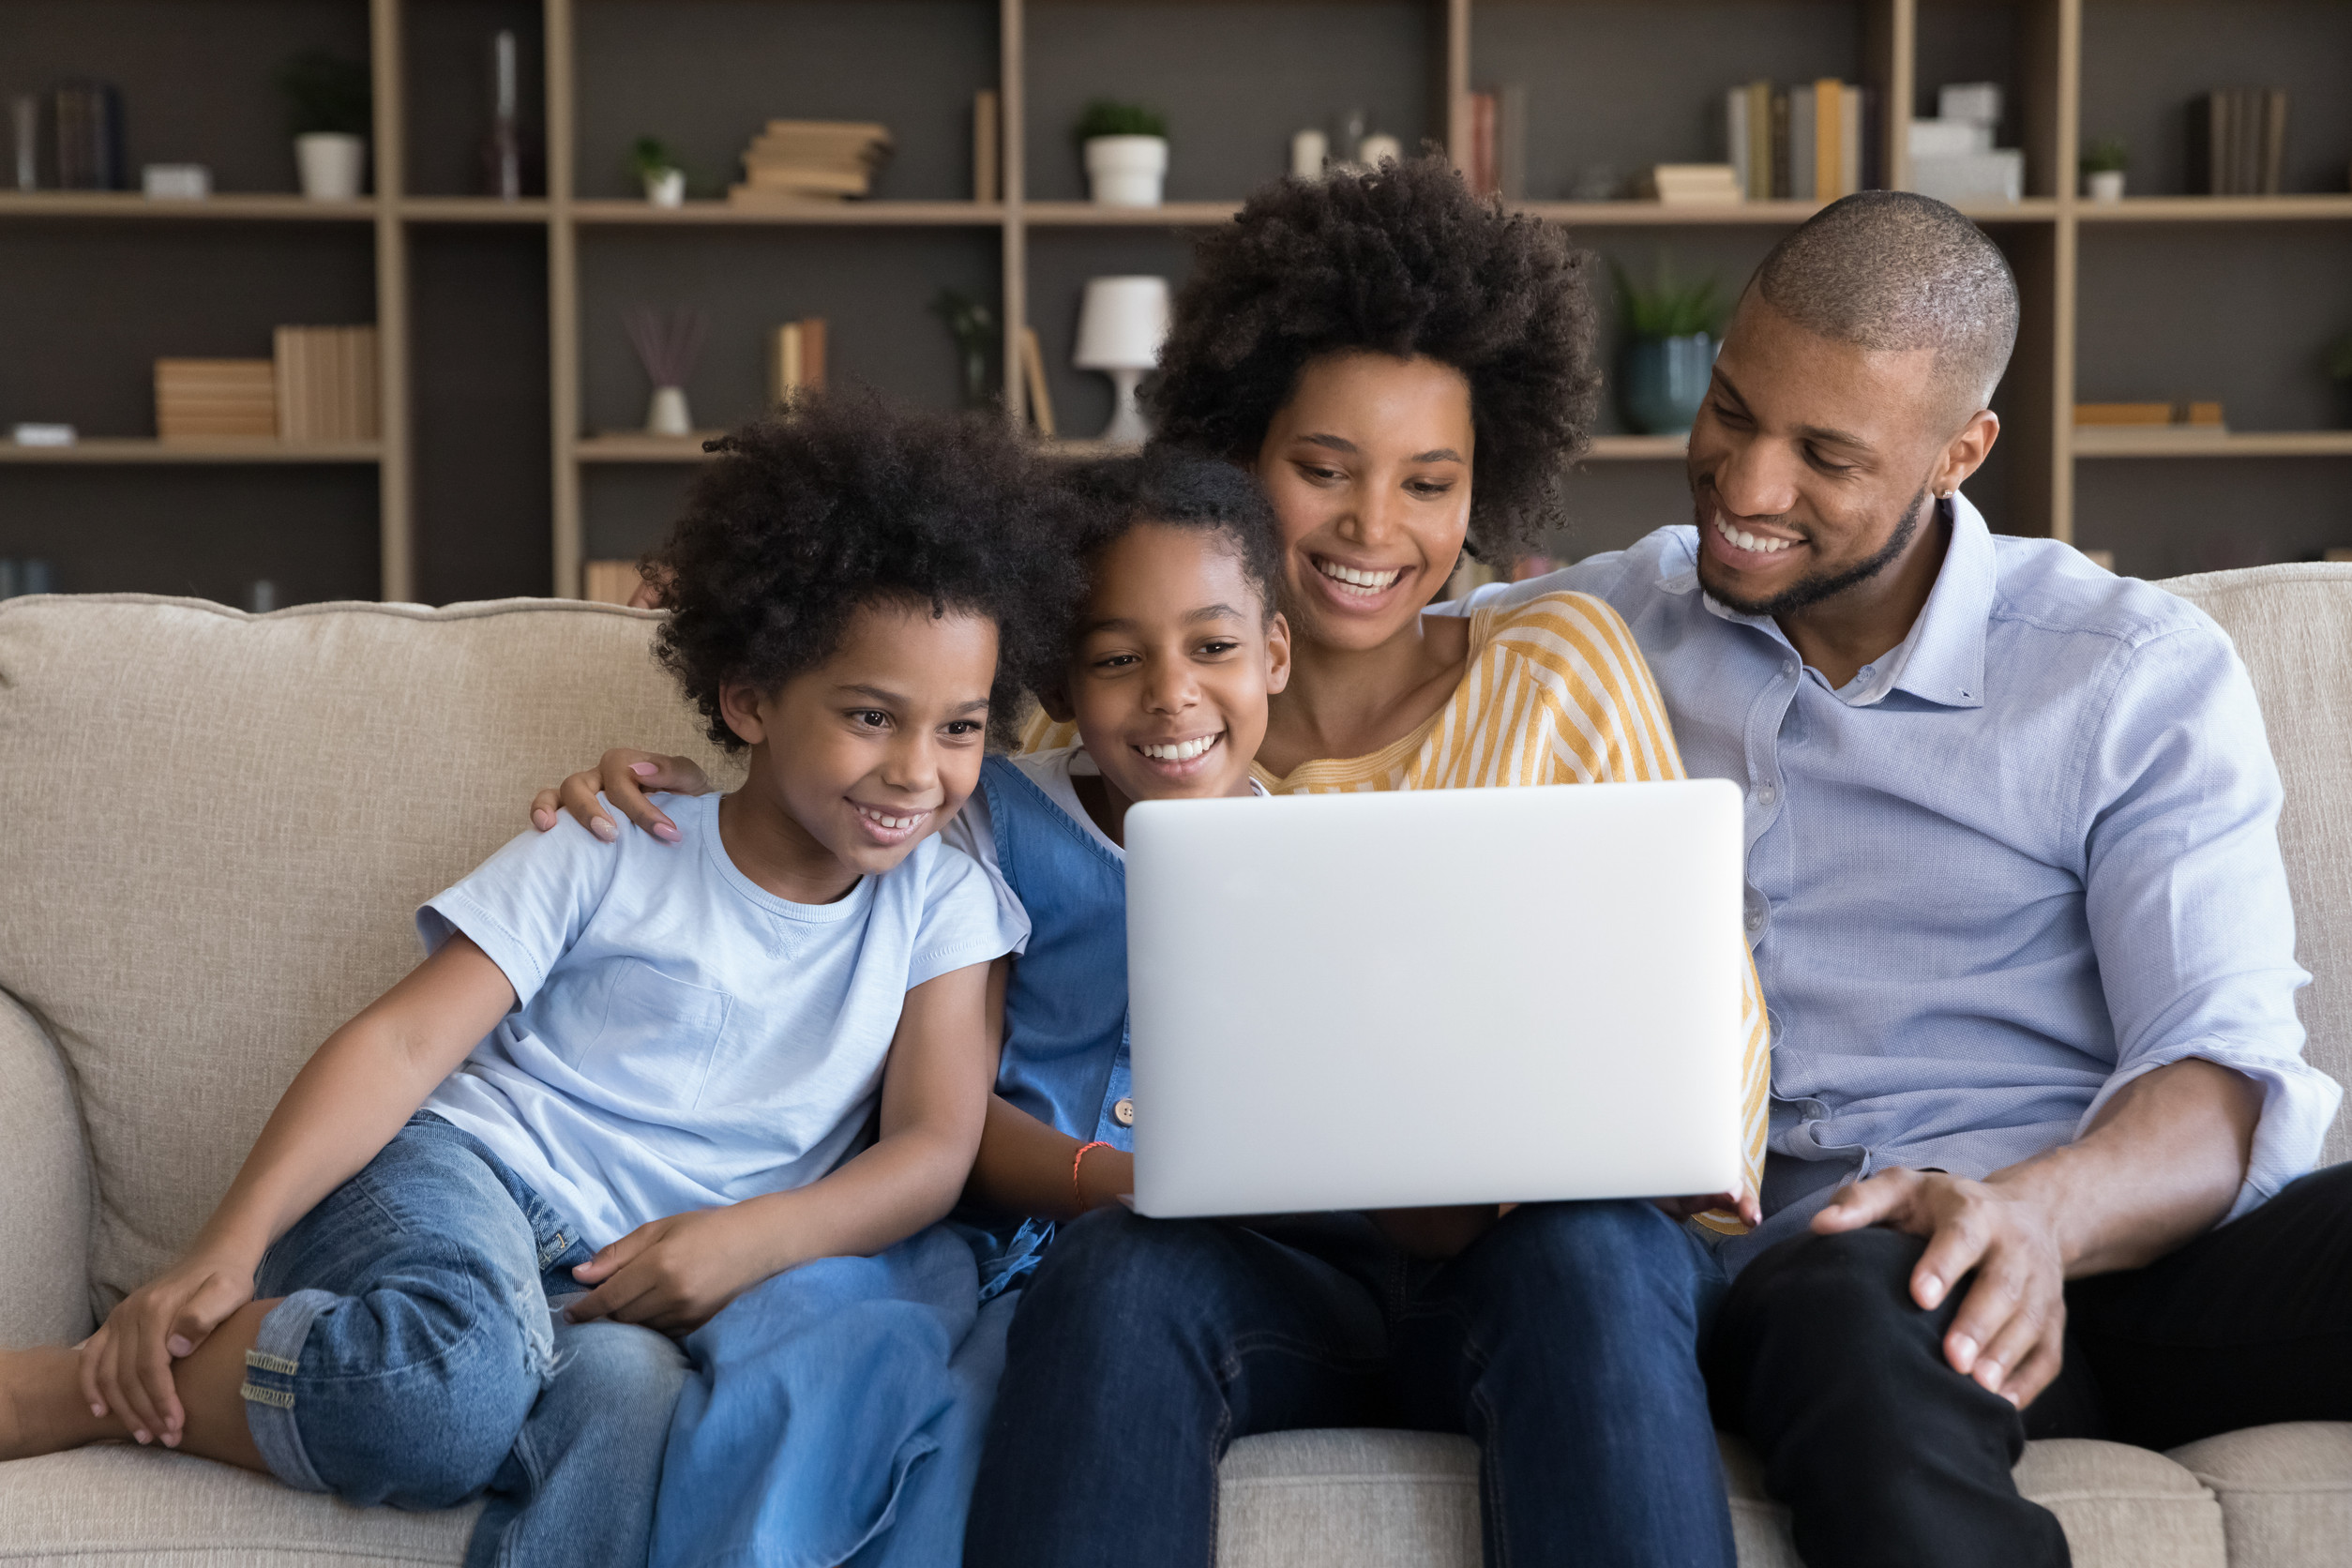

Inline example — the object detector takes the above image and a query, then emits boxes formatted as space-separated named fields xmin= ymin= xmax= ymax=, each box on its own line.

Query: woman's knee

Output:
xmin=1470 ymin=1200 xmax=1711 ymax=1317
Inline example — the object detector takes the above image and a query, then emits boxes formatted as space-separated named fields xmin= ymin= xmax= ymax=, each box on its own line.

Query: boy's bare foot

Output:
xmin=0 ymin=1346 xmax=124 ymax=1460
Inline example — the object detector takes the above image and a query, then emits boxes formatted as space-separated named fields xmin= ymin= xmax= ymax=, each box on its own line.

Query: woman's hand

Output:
xmin=1653 ymin=1189 xmax=1763 ymax=1229
xmin=528 ymin=749 xmax=710 ymax=844
xmin=565 ymin=1209 xmax=764 ymax=1336
xmin=77 ymin=1248 xmax=259 ymax=1448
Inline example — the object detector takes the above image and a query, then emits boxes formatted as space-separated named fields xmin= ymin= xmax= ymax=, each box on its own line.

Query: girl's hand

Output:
xmin=527 ymin=749 xmax=710 ymax=845
xmin=77 ymin=1249 xmax=258 ymax=1448
xmin=1653 ymin=1189 xmax=1763 ymax=1229
xmin=565 ymin=1209 xmax=762 ymax=1335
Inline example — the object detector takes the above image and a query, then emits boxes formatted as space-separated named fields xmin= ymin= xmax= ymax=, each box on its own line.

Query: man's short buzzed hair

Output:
xmin=1751 ymin=190 xmax=2019 ymax=426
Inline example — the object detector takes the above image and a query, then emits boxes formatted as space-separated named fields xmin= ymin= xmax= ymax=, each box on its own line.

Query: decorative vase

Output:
xmin=643 ymin=168 xmax=685 ymax=207
xmin=2087 ymin=169 xmax=2125 ymax=202
xmin=645 ymin=385 xmax=692 ymax=435
xmin=1616 ymin=333 xmax=1717 ymax=436
xmin=1084 ymin=135 xmax=1168 ymax=207
xmin=295 ymin=133 xmax=367 ymax=200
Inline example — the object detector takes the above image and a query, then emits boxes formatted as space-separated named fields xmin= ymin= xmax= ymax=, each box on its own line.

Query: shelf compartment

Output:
xmin=572 ymin=200 xmax=1005 ymax=226
xmin=0 ymin=193 xmax=379 ymax=223
xmin=2073 ymin=430 xmax=2352 ymax=459
xmin=0 ymin=439 xmax=384 ymax=464
xmin=2074 ymin=197 xmax=2352 ymax=224
xmin=1515 ymin=200 xmax=2060 ymax=227
xmin=576 ymin=432 xmax=726 ymax=461
xmin=1023 ymin=202 xmax=1240 ymax=227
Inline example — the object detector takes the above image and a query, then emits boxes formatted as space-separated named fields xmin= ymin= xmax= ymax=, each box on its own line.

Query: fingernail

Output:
xmin=532 ymin=808 xmax=552 ymax=829
xmin=162 ymin=1432 xmax=180 ymax=1448
xmin=590 ymin=818 xmax=617 ymax=842
xmin=1920 ymin=1275 xmax=1945 ymax=1307
xmin=1977 ymin=1360 xmax=2003 ymax=1388
xmin=631 ymin=761 xmax=658 ymax=776
xmin=1950 ymin=1334 xmax=1976 ymax=1369
xmin=167 ymin=1335 xmax=192 ymax=1358
xmin=653 ymin=822 xmax=680 ymax=842
xmin=134 ymin=1429 xmax=150 ymax=1444
xmin=91 ymin=1402 xmax=107 ymax=1417
xmin=2004 ymin=1391 xmax=2023 ymax=1409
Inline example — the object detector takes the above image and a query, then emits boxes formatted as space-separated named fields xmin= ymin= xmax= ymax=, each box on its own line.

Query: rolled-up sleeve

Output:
xmin=2076 ymin=624 xmax=2340 ymax=1219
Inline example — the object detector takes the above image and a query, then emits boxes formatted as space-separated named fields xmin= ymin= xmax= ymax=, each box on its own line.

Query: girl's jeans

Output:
xmin=242 ymin=1112 xmax=688 ymax=1568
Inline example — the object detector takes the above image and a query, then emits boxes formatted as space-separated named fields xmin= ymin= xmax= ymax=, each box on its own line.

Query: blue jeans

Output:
xmin=964 ymin=1201 xmax=1734 ymax=1568
xmin=653 ymin=1224 xmax=1018 ymax=1568
xmin=244 ymin=1113 xmax=689 ymax=1568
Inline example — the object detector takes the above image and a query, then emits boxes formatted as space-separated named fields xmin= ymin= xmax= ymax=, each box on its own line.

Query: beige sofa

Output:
xmin=2 ymin=573 xmax=2347 ymax=1567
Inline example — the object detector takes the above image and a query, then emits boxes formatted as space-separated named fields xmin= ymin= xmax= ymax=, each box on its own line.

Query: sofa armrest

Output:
xmin=0 ymin=989 xmax=94 ymax=1348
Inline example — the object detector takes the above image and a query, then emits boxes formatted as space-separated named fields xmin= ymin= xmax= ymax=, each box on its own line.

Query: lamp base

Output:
xmin=1094 ymin=367 xmax=1149 ymax=446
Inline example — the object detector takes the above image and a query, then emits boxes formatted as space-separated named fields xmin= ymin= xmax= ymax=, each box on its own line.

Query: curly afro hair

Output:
xmin=1147 ymin=154 xmax=1601 ymax=555
xmin=1057 ymin=446 xmax=1285 ymax=625
xmin=650 ymin=391 xmax=1085 ymax=752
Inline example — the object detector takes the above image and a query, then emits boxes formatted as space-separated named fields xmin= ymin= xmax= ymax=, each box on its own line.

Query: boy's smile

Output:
xmin=1048 ymin=521 xmax=1290 ymax=846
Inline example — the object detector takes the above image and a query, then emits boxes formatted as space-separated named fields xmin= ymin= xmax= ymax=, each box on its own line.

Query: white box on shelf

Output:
xmin=142 ymin=164 xmax=211 ymax=199
xmin=9 ymin=423 xmax=76 ymax=446
xmin=1937 ymin=83 xmax=2003 ymax=128
xmin=1908 ymin=119 xmax=1994 ymax=159
xmin=1909 ymin=149 xmax=2024 ymax=205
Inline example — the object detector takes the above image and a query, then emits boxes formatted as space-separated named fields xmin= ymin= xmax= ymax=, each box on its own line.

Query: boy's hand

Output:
xmin=78 ymin=1249 xmax=258 ymax=1449
xmin=528 ymin=749 xmax=709 ymax=845
xmin=565 ymin=1209 xmax=763 ymax=1335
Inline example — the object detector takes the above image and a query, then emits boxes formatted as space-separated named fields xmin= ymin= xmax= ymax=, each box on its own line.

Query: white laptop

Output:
xmin=1124 ymin=780 xmax=1746 ymax=1218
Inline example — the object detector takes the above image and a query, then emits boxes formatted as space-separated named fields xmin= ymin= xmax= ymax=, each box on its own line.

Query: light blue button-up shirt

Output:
xmin=1454 ymin=495 xmax=2341 ymax=1264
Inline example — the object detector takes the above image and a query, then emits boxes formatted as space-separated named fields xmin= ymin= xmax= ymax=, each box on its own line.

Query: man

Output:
xmin=1456 ymin=189 xmax=2349 ymax=1566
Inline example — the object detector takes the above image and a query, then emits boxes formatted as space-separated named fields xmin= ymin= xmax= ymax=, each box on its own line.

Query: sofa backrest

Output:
xmin=2160 ymin=565 xmax=2352 ymax=1168
xmin=0 ymin=596 xmax=729 ymax=1312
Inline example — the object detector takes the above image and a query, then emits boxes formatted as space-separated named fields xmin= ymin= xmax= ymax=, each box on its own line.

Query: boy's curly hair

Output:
xmin=1059 ymin=446 xmax=1285 ymax=625
xmin=1147 ymin=154 xmax=1601 ymax=555
xmin=649 ymin=392 xmax=1084 ymax=751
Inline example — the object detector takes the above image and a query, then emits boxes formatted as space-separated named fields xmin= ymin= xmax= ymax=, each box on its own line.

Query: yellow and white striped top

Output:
xmin=1027 ymin=590 xmax=1771 ymax=1232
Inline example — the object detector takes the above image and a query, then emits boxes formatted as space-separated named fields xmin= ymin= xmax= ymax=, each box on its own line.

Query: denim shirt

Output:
xmin=961 ymin=754 xmax=1134 ymax=1296
xmin=1450 ymin=496 xmax=2341 ymax=1268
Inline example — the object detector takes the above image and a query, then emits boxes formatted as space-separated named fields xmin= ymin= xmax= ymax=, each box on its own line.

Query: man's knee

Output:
xmin=1729 ymin=1225 xmax=1935 ymax=1348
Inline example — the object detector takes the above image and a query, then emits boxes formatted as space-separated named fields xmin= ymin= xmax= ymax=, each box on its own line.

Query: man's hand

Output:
xmin=565 ymin=1209 xmax=765 ymax=1336
xmin=1812 ymin=1168 xmax=2067 ymax=1409
xmin=77 ymin=1248 xmax=260 ymax=1448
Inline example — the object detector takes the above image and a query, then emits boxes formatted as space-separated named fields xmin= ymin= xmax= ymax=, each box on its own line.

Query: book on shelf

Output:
xmin=1725 ymin=79 xmax=1874 ymax=202
xmin=731 ymin=120 xmax=893 ymax=204
xmin=1463 ymin=91 xmax=1499 ymax=198
xmin=2075 ymin=401 xmax=2226 ymax=433
xmin=973 ymin=90 xmax=999 ymax=204
xmin=1018 ymin=327 xmax=1054 ymax=437
xmin=49 ymin=81 xmax=126 ymax=190
xmin=768 ymin=318 xmax=829 ymax=407
xmin=274 ymin=325 xmax=379 ymax=443
xmin=582 ymin=561 xmax=645 ymax=607
xmin=155 ymin=359 xmax=276 ymax=440
xmin=1642 ymin=164 xmax=1742 ymax=204
xmin=2194 ymin=89 xmax=2289 ymax=196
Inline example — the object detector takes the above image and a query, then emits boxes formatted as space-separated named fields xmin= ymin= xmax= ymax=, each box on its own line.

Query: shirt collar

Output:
xmin=1661 ymin=493 xmax=1993 ymax=711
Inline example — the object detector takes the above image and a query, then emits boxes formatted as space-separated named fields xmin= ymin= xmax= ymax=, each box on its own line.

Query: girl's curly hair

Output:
xmin=1146 ymin=154 xmax=1601 ymax=555
xmin=649 ymin=392 xmax=1085 ymax=751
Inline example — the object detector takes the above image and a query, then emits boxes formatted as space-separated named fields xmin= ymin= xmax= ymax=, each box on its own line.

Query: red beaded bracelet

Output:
xmin=1072 ymin=1140 xmax=1113 ymax=1212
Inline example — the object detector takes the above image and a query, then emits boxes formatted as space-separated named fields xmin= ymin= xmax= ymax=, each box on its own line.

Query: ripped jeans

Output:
xmin=244 ymin=1112 xmax=688 ymax=1568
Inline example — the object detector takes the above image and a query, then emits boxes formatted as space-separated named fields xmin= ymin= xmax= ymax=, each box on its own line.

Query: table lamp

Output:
xmin=1074 ymin=275 xmax=1170 ymax=445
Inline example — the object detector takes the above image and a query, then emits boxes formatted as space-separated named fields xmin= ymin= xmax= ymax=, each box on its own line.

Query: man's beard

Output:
xmin=1695 ymin=483 xmax=1933 ymax=619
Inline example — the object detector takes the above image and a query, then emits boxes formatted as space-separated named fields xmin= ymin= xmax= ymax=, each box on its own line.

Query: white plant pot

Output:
xmin=643 ymin=168 xmax=686 ymax=207
xmin=295 ymin=133 xmax=367 ymax=201
xmin=2086 ymin=169 xmax=2126 ymax=203
xmin=645 ymin=385 xmax=692 ymax=436
xmin=1084 ymin=135 xmax=1168 ymax=207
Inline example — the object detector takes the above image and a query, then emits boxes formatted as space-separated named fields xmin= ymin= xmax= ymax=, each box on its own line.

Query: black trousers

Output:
xmin=1703 ymin=1162 xmax=2352 ymax=1568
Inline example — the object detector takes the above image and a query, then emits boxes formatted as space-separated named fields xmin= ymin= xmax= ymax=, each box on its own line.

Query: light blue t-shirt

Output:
xmin=420 ymin=792 xmax=1026 ymax=1249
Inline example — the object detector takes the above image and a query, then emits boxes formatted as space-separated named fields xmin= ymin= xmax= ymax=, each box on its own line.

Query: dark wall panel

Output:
xmin=2077 ymin=458 xmax=2352 ymax=579
xmin=404 ymin=0 xmax=546 ymax=199
xmin=582 ymin=463 xmax=701 ymax=564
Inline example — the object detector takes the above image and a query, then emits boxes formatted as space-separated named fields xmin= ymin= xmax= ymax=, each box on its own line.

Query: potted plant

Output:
xmin=277 ymin=51 xmax=371 ymax=200
xmin=2082 ymin=135 xmax=2128 ymax=202
xmin=1075 ymin=98 xmax=1168 ymax=207
xmin=1610 ymin=260 xmax=1724 ymax=436
xmin=628 ymin=136 xmax=686 ymax=206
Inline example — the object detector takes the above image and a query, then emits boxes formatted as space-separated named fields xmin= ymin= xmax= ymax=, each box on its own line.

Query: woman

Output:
xmin=538 ymin=158 xmax=1765 ymax=1567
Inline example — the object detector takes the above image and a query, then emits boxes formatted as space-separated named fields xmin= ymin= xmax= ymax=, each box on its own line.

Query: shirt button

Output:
xmin=1756 ymin=783 xmax=1776 ymax=804
xmin=1113 ymin=1097 xmax=1135 ymax=1127
xmin=1781 ymin=660 xmax=1796 ymax=677
xmin=1746 ymin=909 xmax=1765 ymax=932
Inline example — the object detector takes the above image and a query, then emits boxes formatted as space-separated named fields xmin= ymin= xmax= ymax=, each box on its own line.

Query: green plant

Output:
xmin=930 ymin=288 xmax=1001 ymax=409
xmin=276 ymin=51 xmax=371 ymax=139
xmin=2081 ymin=135 xmax=2129 ymax=175
xmin=1611 ymin=259 xmax=1725 ymax=341
xmin=1073 ymin=98 xmax=1167 ymax=146
xmin=627 ymin=136 xmax=679 ymax=179
xmin=2327 ymin=333 xmax=2352 ymax=383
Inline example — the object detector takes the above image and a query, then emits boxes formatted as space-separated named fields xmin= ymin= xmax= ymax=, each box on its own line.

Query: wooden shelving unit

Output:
xmin=5 ymin=0 xmax=2346 ymax=599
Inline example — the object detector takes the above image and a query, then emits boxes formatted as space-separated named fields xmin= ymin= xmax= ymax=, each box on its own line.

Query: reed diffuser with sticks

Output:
xmin=625 ymin=306 xmax=708 ymax=435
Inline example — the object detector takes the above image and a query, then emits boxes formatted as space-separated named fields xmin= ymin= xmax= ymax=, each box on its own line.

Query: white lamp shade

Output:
xmin=1073 ymin=276 xmax=1171 ymax=371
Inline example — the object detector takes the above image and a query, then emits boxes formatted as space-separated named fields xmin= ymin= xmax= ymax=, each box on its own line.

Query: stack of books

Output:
xmin=48 ymin=81 xmax=126 ymax=190
xmin=1641 ymin=164 xmax=1742 ymax=204
xmin=1908 ymin=83 xmax=2024 ymax=206
xmin=768 ymin=318 xmax=829 ymax=406
xmin=155 ymin=359 xmax=276 ymax=441
xmin=2075 ymin=401 xmax=2228 ymax=444
xmin=1725 ymin=79 xmax=1877 ymax=202
xmin=1460 ymin=86 xmax=1528 ymax=201
xmin=2194 ymin=89 xmax=2289 ymax=196
xmin=729 ymin=121 xmax=893 ymax=204
xmin=583 ymin=561 xmax=645 ymax=606
xmin=274 ymin=325 xmax=380 ymax=442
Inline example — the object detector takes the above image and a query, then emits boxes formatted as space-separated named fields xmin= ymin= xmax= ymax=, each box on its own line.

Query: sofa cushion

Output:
xmin=2160 ymin=565 xmax=2352 ymax=1165
xmin=0 ymin=1447 xmax=476 ymax=1566
xmin=0 ymin=595 xmax=727 ymax=1315
xmin=2169 ymin=1422 xmax=2352 ymax=1568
